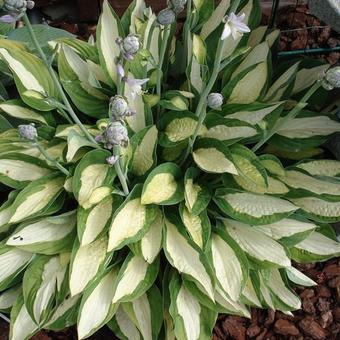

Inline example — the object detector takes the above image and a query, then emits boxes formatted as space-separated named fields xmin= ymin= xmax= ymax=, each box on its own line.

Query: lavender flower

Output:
xmin=221 ymin=12 xmax=250 ymax=40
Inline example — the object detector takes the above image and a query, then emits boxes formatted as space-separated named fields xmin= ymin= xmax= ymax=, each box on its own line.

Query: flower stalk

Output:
xmin=22 ymin=14 xmax=98 ymax=146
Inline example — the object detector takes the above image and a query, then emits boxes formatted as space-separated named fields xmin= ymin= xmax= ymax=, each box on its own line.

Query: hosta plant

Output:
xmin=0 ymin=0 xmax=340 ymax=339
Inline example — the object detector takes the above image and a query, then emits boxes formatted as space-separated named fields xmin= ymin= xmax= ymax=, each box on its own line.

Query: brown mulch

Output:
xmin=263 ymin=4 xmax=340 ymax=65
xmin=213 ymin=258 xmax=340 ymax=340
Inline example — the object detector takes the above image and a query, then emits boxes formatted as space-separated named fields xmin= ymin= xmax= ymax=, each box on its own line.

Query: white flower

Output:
xmin=221 ymin=12 xmax=250 ymax=41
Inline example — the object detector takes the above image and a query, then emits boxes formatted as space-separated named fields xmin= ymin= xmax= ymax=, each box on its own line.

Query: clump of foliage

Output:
xmin=0 ymin=0 xmax=340 ymax=339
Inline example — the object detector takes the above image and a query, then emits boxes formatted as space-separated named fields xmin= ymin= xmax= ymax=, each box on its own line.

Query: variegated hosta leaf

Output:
xmin=77 ymin=267 xmax=118 ymax=339
xmin=264 ymin=62 xmax=300 ymax=102
xmin=184 ymin=167 xmax=211 ymax=216
xmin=179 ymin=204 xmax=210 ymax=250
xmin=263 ymin=269 xmax=301 ymax=311
xmin=0 ymin=99 xmax=54 ymax=126
xmin=55 ymin=124 xmax=99 ymax=140
xmin=141 ymin=163 xmax=184 ymax=205
xmin=7 ymin=173 xmax=65 ymax=224
xmin=108 ymin=184 xmax=158 ymax=251
xmin=10 ymin=294 xmax=38 ymax=340
xmin=296 ymin=159 xmax=340 ymax=177
xmin=254 ymin=218 xmax=316 ymax=247
xmin=112 ymin=253 xmax=159 ymax=304
xmin=241 ymin=277 xmax=262 ymax=308
xmin=193 ymin=139 xmax=238 ymax=175
xmin=0 ymin=285 xmax=21 ymax=311
xmin=97 ymin=0 xmax=123 ymax=85
xmin=210 ymin=229 xmax=248 ymax=300
xmin=23 ymin=255 xmax=68 ymax=324
xmin=69 ymin=236 xmax=109 ymax=296
xmin=130 ymin=208 xmax=163 ymax=264
xmin=290 ymin=196 xmax=340 ymax=223
xmin=0 ymin=191 xmax=19 ymax=234
xmin=281 ymin=169 xmax=340 ymax=198
xmin=58 ymin=45 xmax=108 ymax=117
xmin=169 ymin=272 xmax=217 ymax=340
xmin=159 ymin=111 xmax=207 ymax=147
xmin=223 ymin=102 xmax=283 ymax=127
xmin=221 ymin=218 xmax=291 ymax=268
xmin=66 ymin=130 xmax=98 ymax=163
xmin=285 ymin=267 xmax=316 ymax=287
xmin=130 ymin=125 xmax=158 ymax=177
xmin=203 ymin=116 xmax=257 ymax=143
xmin=6 ymin=211 xmax=76 ymax=255
xmin=163 ymin=215 xmax=215 ymax=301
xmin=44 ymin=295 xmax=81 ymax=331
xmin=290 ymin=231 xmax=340 ymax=263
xmin=231 ymin=144 xmax=268 ymax=188
xmin=78 ymin=195 xmax=121 ymax=246
xmin=0 ymin=245 xmax=33 ymax=291
xmin=73 ymin=149 xmax=115 ymax=209
xmin=223 ymin=41 xmax=270 ymax=104
xmin=214 ymin=189 xmax=298 ymax=225
xmin=259 ymin=154 xmax=285 ymax=177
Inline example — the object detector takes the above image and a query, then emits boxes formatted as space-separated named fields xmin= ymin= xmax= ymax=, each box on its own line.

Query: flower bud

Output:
xmin=110 ymin=95 xmax=128 ymax=120
xmin=322 ymin=67 xmax=340 ymax=91
xmin=105 ymin=122 xmax=129 ymax=148
xmin=106 ymin=155 xmax=119 ymax=166
xmin=122 ymin=34 xmax=141 ymax=57
xmin=170 ymin=0 xmax=187 ymax=14
xmin=157 ymin=8 xmax=176 ymax=25
xmin=18 ymin=123 xmax=37 ymax=141
xmin=207 ymin=93 xmax=224 ymax=109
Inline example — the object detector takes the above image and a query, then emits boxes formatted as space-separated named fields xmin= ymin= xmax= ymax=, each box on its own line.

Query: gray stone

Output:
xmin=309 ymin=0 xmax=340 ymax=33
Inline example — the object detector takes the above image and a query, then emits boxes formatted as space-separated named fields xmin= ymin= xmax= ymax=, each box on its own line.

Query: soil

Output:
xmin=0 ymin=258 xmax=339 ymax=339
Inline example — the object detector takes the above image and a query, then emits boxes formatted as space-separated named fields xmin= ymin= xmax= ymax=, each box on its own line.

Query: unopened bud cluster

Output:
xmin=116 ymin=34 xmax=141 ymax=60
xmin=18 ymin=123 xmax=38 ymax=141
xmin=157 ymin=0 xmax=187 ymax=26
xmin=1 ymin=0 xmax=34 ymax=22
xmin=322 ymin=67 xmax=340 ymax=91
xmin=207 ymin=93 xmax=224 ymax=109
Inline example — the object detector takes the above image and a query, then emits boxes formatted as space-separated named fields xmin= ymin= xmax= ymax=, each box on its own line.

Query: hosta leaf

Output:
xmin=8 ymin=173 xmax=65 ymax=224
xmin=141 ymin=163 xmax=184 ymax=205
xmin=291 ymin=231 xmax=340 ymax=262
xmin=23 ymin=255 xmax=68 ymax=324
xmin=66 ymin=130 xmax=97 ymax=163
xmin=0 ymin=99 xmax=54 ymax=125
xmin=69 ymin=236 xmax=109 ymax=296
xmin=6 ymin=211 xmax=76 ymax=255
xmin=285 ymin=267 xmax=316 ymax=287
xmin=290 ymin=196 xmax=340 ymax=223
xmin=130 ymin=208 xmax=163 ymax=264
xmin=58 ymin=45 xmax=108 ymax=117
xmin=179 ymin=204 xmax=210 ymax=250
xmin=73 ymin=149 xmax=115 ymax=209
xmin=78 ymin=195 xmax=121 ymax=246
xmin=258 ymin=154 xmax=285 ymax=177
xmin=214 ymin=189 xmax=298 ymax=225
xmin=159 ymin=111 xmax=207 ymax=147
xmin=193 ymin=139 xmax=238 ymax=175
xmin=9 ymin=294 xmax=37 ymax=340
xmin=184 ymin=168 xmax=211 ymax=215
xmin=280 ymin=169 xmax=340 ymax=199
xmin=108 ymin=184 xmax=158 ymax=251
xmin=55 ymin=124 xmax=99 ymax=140
xmin=77 ymin=267 xmax=118 ymax=339
xmin=45 ymin=295 xmax=81 ymax=331
xmin=241 ymin=277 xmax=262 ymax=308
xmin=97 ymin=0 xmax=124 ymax=85
xmin=0 ymin=153 xmax=52 ymax=189
xmin=163 ymin=215 xmax=215 ymax=301
xmin=130 ymin=125 xmax=158 ymax=177
xmin=296 ymin=159 xmax=340 ymax=177
xmin=0 ymin=285 xmax=21 ymax=311
xmin=221 ymin=218 xmax=291 ymax=268
xmin=254 ymin=218 xmax=316 ymax=247
xmin=112 ymin=253 xmax=159 ymax=304
xmin=0 ymin=46 xmax=59 ymax=111
xmin=169 ymin=272 xmax=217 ymax=340
xmin=0 ymin=245 xmax=32 ymax=291
xmin=108 ymin=305 xmax=142 ymax=340
xmin=210 ymin=229 xmax=248 ymax=300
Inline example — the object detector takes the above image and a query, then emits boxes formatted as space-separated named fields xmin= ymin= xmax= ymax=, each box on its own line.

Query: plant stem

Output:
xmin=0 ymin=313 xmax=10 ymax=323
xmin=183 ymin=0 xmax=192 ymax=70
xmin=35 ymin=142 xmax=69 ymax=176
xmin=180 ymin=38 xmax=226 ymax=165
xmin=252 ymin=81 xmax=322 ymax=153
xmin=22 ymin=14 xmax=98 ymax=146
xmin=113 ymin=145 xmax=129 ymax=196
xmin=156 ymin=25 xmax=171 ymax=106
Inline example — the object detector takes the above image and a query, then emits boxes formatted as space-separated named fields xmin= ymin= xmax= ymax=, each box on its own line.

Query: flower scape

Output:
xmin=0 ymin=0 xmax=340 ymax=339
